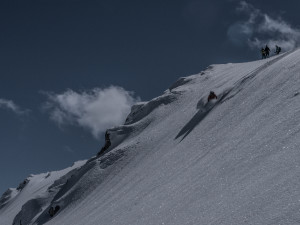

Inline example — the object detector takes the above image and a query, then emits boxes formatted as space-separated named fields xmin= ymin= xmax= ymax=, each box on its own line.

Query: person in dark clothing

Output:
xmin=265 ymin=45 xmax=270 ymax=57
xmin=261 ymin=48 xmax=266 ymax=59
xmin=49 ymin=207 xmax=55 ymax=217
xmin=97 ymin=131 xmax=111 ymax=156
xmin=275 ymin=45 xmax=281 ymax=55
xmin=104 ymin=131 xmax=111 ymax=150
xmin=105 ymin=131 xmax=110 ymax=143
xmin=54 ymin=205 xmax=60 ymax=214
xmin=207 ymin=91 xmax=217 ymax=102
xmin=49 ymin=205 xmax=60 ymax=217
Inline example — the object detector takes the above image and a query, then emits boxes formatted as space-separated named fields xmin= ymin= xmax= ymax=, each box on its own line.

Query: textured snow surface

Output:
xmin=1 ymin=49 xmax=300 ymax=225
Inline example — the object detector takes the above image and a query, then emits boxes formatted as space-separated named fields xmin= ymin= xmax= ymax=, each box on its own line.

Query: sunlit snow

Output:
xmin=1 ymin=49 xmax=300 ymax=225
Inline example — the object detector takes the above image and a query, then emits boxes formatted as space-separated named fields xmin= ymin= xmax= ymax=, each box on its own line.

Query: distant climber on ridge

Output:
xmin=207 ymin=91 xmax=217 ymax=102
xmin=261 ymin=48 xmax=266 ymax=59
xmin=265 ymin=45 xmax=270 ymax=57
xmin=97 ymin=130 xmax=111 ymax=156
xmin=275 ymin=45 xmax=281 ymax=55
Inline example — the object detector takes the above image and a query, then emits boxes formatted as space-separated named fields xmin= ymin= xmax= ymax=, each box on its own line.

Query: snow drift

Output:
xmin=1 ymin=49 xmax=300 ymax=225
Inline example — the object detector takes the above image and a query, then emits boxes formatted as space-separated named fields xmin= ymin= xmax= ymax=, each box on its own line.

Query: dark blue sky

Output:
xmin=1 ymin=0 xmax=300 ymax=194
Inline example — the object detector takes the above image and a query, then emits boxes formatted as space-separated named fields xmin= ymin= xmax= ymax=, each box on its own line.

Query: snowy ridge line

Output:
xmin=0 ymin=161 xmax=87 ymax=225
xmin=9 ymin=159 xmax=99 ymax=225
xmin=238 ymin=50 xmax=291 ymax=85
xmin=220 ymin=50 xmax=294 ymax=104
xmin=0 ymin=188 xmax=17 ymax=210
xmin=125 ymin=92 xmax=179 ymax=125
xmin=168 ymin=76 xmax=194 ymax=92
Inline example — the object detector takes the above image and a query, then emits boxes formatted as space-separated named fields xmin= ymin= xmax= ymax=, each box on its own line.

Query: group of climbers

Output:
xmin=261 ymin=45 xmax=281 ymax=59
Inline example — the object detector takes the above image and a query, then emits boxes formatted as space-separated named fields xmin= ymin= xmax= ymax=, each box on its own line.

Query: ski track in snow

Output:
xmin=1 ymin=49 xmax=300 ymax=225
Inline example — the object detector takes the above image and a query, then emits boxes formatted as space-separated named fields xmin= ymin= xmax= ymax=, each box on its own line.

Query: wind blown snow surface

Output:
xmin=1 ymin=50 xmax=300 ymax=225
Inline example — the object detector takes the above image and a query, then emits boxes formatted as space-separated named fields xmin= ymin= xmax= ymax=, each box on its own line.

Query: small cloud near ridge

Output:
xmin=43 ymin=86 xmax=140 ymax=139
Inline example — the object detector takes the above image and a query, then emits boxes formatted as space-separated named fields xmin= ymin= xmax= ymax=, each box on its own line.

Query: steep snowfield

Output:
xmin=0 ymin=161 xmax=86 ymax=225
xmin=1 ymin=49 xmax=300 ymax=225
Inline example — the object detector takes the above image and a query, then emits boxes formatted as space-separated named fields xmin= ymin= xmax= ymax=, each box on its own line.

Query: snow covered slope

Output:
xmin=1 ymin=49 xmax=300 ymax=225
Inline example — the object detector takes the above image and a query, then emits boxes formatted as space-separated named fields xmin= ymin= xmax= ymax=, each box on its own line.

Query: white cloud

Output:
xmin=43 ymin=86 xmax=140 ymax=139
xmin=0 ymin=98 xmax=29 ymax=115
xmin=227 ymin=1 xmax=300 ymax=51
